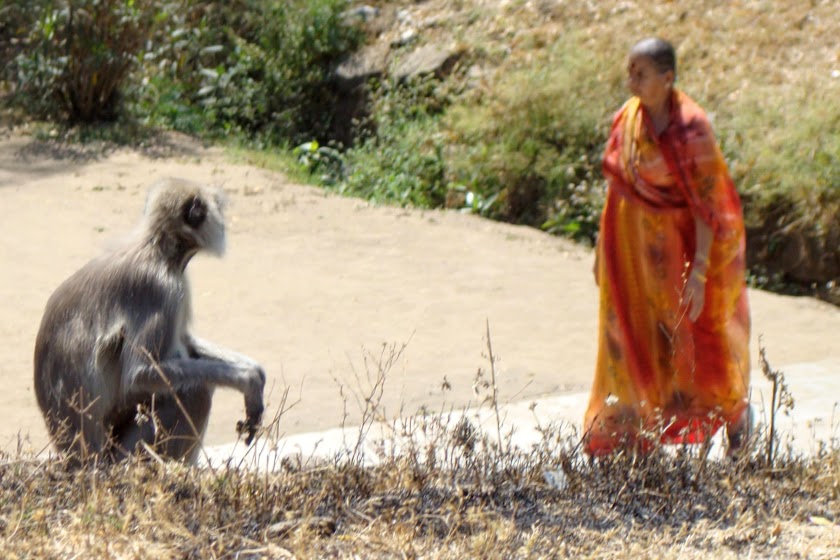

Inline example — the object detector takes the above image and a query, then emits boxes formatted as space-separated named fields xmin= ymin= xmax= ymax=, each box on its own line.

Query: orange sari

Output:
xmin=584 ymin=90 xmax=751 ymax=456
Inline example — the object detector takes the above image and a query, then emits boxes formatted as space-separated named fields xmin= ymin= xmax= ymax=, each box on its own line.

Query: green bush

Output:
xmin=443 ymin=39 xmax=624 ymax=242
xmin=8 ymin=0 xmax=150 ymax=123
xmin=714 ymin=80 xmax=840 ymax=294
xmin=136 ymin=0 xmax=363 ymax=145
xmin=0 ymin=1 xmax=37 ymax=72
xmin=721 ymin=81 xmax=840 ymax=223
xmin=327 ymin=80 xmax=448 ymax=207
xmin=307 ymin=38 xmax=624 ymax=242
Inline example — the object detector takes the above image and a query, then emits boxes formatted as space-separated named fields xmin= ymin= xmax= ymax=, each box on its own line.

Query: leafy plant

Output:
xmin=332 ymin=80 xmax=449 ymax=208
xmin=0 ymin=0 xmax=39 ymax=72
xmin=136 ymin=0 xmax=363 ymax=145
xmin=294 ymin=139 xmax=344 ymax=186
xmin=9 ymin=0 xmax=151 ymax=122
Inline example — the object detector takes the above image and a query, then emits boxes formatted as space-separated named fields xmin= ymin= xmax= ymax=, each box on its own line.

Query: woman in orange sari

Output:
xmin=584 ymin=38 xmax=752 ymax=456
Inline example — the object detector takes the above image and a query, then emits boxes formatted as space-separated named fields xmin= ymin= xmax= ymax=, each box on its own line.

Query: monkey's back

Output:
xmin=34 ymin=245 xmax=187 ymax=453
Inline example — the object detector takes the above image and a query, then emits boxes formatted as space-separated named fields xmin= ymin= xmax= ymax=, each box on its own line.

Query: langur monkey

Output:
xmin=34 ymin=177 xmax=265 ymax=464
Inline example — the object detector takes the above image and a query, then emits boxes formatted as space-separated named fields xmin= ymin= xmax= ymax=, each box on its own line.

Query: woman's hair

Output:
xmin=630 ymin=37 xmax=677 ymax=77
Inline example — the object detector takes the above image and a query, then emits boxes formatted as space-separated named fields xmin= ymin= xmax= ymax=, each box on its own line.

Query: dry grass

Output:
xmin=3 ymin=447 xmax=837 ymax=559
xmin=2 ymin=340 xmax=838 ymax=559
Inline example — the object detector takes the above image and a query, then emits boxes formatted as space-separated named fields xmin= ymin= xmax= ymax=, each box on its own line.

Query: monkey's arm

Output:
xmin=123 ymin=318 xmax=265 ymax=442
xmin=127 ymin=355 xmax=265 ymax=443
xmin=127 ymin=356 xmax=263 ymax=395
xmin=121 ymin=315 xmax=265 ymax=394
xmin=182 ymin=337 xmax=266 ymax=444
xmin=185 ymin=335 xmax=262 ymax=370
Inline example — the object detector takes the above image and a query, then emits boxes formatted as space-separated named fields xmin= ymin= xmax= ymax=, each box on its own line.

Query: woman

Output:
xmin=584 ymin=38 xmax=751 ymax=456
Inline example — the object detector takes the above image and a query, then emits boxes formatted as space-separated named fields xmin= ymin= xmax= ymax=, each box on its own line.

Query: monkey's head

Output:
xmin=143 ymin=178 xmax=227 ymax=267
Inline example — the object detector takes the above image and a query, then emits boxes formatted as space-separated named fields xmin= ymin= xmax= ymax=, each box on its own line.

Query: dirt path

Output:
xmin=2 ymin=133 xmax=838 ymax=451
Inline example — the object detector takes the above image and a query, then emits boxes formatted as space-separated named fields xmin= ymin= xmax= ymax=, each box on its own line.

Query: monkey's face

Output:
xmin=184 ymin=186 xmax=226 ymax=257
xmin=144 ymin=178 xmax=227 ymax=258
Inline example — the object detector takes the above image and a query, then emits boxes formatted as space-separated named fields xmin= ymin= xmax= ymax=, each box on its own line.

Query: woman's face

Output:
xmin=626 ymin=54 xmax=673 ymax=110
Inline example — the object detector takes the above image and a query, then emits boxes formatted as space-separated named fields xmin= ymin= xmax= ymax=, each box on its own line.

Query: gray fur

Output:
xmin=34 ymin=177 xmax=265 ymax=464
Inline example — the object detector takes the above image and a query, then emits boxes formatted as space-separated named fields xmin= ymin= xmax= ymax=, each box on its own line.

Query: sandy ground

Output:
xmin=2 ymin=132 xmax=838 ymax=455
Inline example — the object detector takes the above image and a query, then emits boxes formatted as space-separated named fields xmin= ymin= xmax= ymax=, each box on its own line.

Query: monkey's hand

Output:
xmin=236 ymin=365 xmax=266 ymax=445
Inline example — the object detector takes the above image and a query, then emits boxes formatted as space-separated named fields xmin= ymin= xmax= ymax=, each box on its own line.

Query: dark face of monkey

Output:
xmin=143 ymin=180 xmax=226 ymax=269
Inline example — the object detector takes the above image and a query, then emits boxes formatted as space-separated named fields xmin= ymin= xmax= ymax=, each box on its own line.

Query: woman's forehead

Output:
xmin=627 ymin=54 xmax=657 ymax=72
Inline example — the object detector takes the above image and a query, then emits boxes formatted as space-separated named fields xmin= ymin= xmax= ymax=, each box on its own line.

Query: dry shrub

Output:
xmin=1 ymin=338 xmax=838 ymax=558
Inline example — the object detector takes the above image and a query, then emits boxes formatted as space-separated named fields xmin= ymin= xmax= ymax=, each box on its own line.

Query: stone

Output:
xmin=333 ymin=43 xmax=391 ymax=93
xmin=394 ymin=44 xmax=464 ymax=82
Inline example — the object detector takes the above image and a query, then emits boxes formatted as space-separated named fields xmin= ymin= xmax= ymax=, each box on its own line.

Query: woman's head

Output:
xmin=626 ymin=38 xmax=676 ymax=111
xmin=630 ymin=38 xmax=676 ymax=76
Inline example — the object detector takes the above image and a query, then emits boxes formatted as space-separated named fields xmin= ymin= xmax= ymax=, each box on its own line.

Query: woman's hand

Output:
xmin=685 ymin=266 xmax=706 ymax=321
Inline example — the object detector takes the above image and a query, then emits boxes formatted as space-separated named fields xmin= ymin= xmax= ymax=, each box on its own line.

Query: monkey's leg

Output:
xmin=46 ymin=412 xmax=105 ymax=466
xmin=151 ymin=387 xmax=214 ymax=462
xmin=47 ymin=389 xmax=110 ymax=464
xmin=115 ymin=387 xmax=214 ymax=463
xmin=109 ymin=407 xmax=156 ymax=461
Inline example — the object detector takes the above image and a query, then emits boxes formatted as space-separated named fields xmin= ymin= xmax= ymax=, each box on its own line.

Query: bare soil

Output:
xmin=2 ymin=131 xmax=839 ymax=453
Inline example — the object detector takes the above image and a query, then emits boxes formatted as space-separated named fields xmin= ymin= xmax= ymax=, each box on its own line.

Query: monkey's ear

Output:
xmin=183 ymin=197 xmax=207 ymax=229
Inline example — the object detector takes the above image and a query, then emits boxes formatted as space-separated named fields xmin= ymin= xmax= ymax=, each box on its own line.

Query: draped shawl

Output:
xmin=584 ymin=90 xmax=751 ymax=455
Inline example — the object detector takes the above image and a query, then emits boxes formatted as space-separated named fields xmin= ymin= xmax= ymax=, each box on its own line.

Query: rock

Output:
xmin=392 ymin=28 xmax=418 ymax=47
xmin=782 ymin=231 xmax=840 ymax=284
xmin=396 ymin=9 xmax=413 ymax=24
xmin=748 ymin=220 xmax=840 ymax=289
xmin=341 ymin=5 xmax=379 ymax=23
xmin=394 ymin=44 xmax=464 ymax=82
xmin=333 ymin=43 xmax=390 ymax=93
xmin=330 ymin=42 xmax=392 ymax=147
